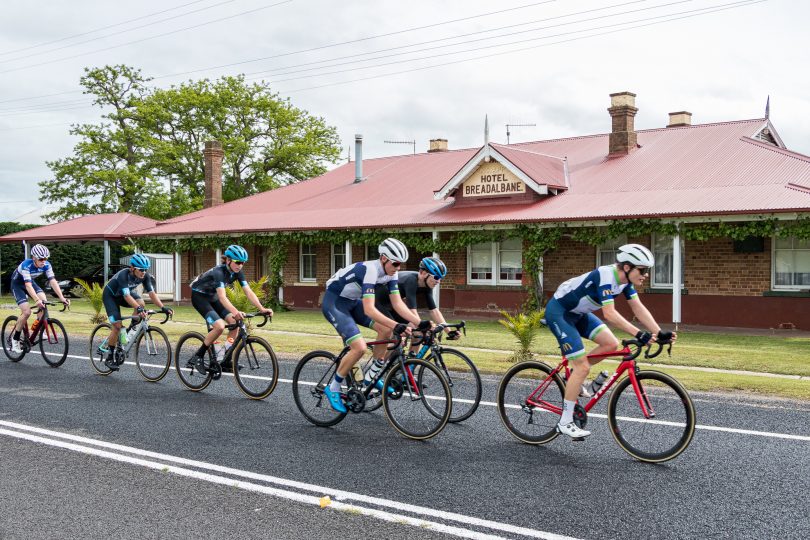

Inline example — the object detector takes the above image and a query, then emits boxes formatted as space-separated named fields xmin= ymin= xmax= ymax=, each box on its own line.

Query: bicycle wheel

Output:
xmin=292 ymin=350 xmax=347 ymax=427
xmin=607 ymin=370 xmax=696 ymax=463
xmin=1 ymin=316 xmax=25 ymax=362
xmin=231 ymin=336 xmax=279 ymax=400
xmin=497 ymin=361 xmax=564 ymax=445
xmin=134 ymin=326 xmax=172 ymax=382
xmin=89 ymin=323 xmax=114 ymax=375
xmin=174 ymin=332 xmax=213 ymax=392
xmin=383 ymin=358 xmax=451 ymax=440
xmin=426 ymin=348 xmax=482 ymax=423
xmin=39 ymin=318 xmax=69 ymax=367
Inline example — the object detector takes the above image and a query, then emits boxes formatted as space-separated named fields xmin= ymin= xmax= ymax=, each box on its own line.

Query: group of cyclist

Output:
xmin=7 ymin=239 xmax=674 ymax=439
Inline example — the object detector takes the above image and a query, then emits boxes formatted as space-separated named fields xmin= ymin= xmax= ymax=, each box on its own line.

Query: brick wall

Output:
xmin=684 ymin=237 xmax=770 ymax=296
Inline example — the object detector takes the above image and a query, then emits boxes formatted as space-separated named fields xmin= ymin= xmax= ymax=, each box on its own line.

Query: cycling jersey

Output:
xmin=190 ymin=264 xmax=248 ymax=299
xmin=552 ymin=265 xmax=637 ymax=314
xmin=105 ymin=268 xmax=155 ymax=297
xmin=325 ymin=260 xmax=399 ymax=300
xmin=11 ymin=259 xmax=55 ymax=285
xmin=375 ymin=271 xmax=435 ymax=318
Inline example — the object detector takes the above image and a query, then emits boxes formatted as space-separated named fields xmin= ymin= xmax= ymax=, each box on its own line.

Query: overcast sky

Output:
xmin=0 ymin=0 xmax=807 ymax=221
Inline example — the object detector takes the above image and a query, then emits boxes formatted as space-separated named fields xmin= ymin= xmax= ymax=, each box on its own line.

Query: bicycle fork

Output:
xmin=629 ymin=372 xmax=656 ymax=419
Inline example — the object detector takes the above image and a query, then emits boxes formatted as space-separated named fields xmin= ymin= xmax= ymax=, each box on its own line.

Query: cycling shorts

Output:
xmin=191 ymin=292 xmax=231 ymax=326
xmin=321 ymin=292 xmax=373 ymax=345
xmin=102 ymin=287 xmax=142 ymax=323
xmin=11 ymin=281 xmax=43 ymax=305
xmin=544 ymin=297 xmax=607 ymax=360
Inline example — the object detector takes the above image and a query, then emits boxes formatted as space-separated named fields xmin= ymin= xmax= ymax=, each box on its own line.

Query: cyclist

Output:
xmin=374 ymin=256 xmax=461 ymax=341
xmin=187 ymin=245 xmax=273 ymax=374
xmin=545 ymin=243 xmax=676 ymax=439
xmin=100 ymin=253 xmax=173 ymax=370
xmin=9 ymin=244 xmax=70 ymax=353
xmin=322 ymin=238 xmax=425 ymax=413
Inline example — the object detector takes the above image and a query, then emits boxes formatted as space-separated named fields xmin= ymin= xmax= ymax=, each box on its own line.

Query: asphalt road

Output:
xmin=1 ymin=336 xmax=808 ymax=539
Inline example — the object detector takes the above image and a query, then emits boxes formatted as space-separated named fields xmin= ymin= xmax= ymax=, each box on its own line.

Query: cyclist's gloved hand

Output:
xmin=657 ymin=330 xmax=673 ymax=343
xmin=635 ymin=330 xmax=652 ymax=345
xmin=417 ymin=319 xmax=432 ymax=331
xmin=161 ymin=306 xmax=173 ymax=315
xmin=446 ymin=330 xmax=461 ymax=340
xmin=393 ymin=323 xmax=408 ymax=336
xmin=136 ymin=306 xmax=146 ymax=314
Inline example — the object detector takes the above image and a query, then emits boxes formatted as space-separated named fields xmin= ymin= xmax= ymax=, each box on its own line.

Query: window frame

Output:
xmin=772 ymin=235 xmax=810 ymax=291
xmin=595 ymin=235 xmax=628 ymax=267
xmin=331 ymin=243 xmax=346 ymax=275
xmin=651 ymin=233 xmax=685 ymax=289
xmin=299 ymin=242 xmax=317 ymax=282
xmin=467 ymin=240 xmax=523 ymax=286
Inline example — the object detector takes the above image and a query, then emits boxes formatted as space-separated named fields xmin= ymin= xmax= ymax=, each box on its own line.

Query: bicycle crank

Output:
xmin=573 ymin=403 xmax=588 ymax=429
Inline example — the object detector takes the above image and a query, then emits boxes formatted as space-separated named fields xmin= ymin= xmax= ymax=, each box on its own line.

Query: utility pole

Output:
xmin=384 ymin=139 xmax=416 ymax=155
xmin=506 ymin=123 xmax=536 ymax=145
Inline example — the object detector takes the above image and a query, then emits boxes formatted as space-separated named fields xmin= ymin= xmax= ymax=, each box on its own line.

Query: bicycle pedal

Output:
xmin=571 ymin=437 xmax=586 ymax=442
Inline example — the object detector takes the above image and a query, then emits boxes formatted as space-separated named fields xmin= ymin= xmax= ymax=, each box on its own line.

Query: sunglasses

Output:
xmin=635 ymin=267 xmax=650 ymax=276
xmin=388 ymin=260 xmax=401 ymax=268
xmin=36 ymin=258 xmax=48 ymax=262
xmin=231 ymin=260 xmax=246 ymax=265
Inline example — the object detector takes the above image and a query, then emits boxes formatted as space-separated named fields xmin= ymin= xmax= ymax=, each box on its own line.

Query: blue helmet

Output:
xmin=130 ymin=253 xmax=151 ymax=270
xmin=224 ymin=244 xmax=248 ymax=263
xmin=419 ymin=257 xmax=447 ymax=279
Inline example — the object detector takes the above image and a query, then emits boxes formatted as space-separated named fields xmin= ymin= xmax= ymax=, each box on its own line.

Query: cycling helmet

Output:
xmin=224 ymin=244 xmax=249 ymax=262
xmin=419 ymin=257 xmax=447 ymax=279
xmin=31 ymin=244 xmax=50 ymax=259
xmin=616 ymin=244 xmax=654 ymax=268
xmin=130 ymin=253 xmax=151 ymax=270
xmin=378 ymin=238 xmax=409 ymax=263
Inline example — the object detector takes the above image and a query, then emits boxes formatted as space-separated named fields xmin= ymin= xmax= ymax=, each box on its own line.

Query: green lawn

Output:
xmin=3 ymin=296 xmax=809 ymax=399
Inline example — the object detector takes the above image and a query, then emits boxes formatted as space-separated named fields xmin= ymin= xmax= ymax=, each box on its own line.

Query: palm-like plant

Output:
xmin=76 ymin=278 xmax=106 ymax=324
xmin=225 ymin=276 xmax=269 ymax=315
xmin=498 ymin=309 xmax=545 ymax=363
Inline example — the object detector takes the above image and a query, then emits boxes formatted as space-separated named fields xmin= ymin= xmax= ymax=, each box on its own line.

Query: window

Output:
xmin=300 ymin=243 xmax=316 ymax=282
xmin=191 ymin=252 xmax=203 ymax=279
xmin=596 ymin=235 xmax=628 ymax=267
xmin=773 ymin=237 xmax=810 ymax=289
xmin=651 ymin=234 xmax=685 ymax=288
xmin=468 ymin=240 xmax=523 ymax=286
xmin=331 ymin=243 xmax=346 ymax=274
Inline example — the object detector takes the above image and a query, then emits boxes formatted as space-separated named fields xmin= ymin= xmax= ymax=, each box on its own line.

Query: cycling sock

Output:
xmin=329 ymin=373 xmax=344 ymax=392
xmin=13 ymin=330 xmax=21 ymax=340
xmin=195 ymin=344 xmax=208 ymax=358
xmin=560 ymin=399 xmax=576 ymax=425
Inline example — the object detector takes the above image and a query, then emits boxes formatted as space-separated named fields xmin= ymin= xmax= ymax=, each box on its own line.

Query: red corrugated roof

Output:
xmin=0 ymin=213 xmax=158 ymax=242
xmin=127 ymin=118 xmax=810 ymax=237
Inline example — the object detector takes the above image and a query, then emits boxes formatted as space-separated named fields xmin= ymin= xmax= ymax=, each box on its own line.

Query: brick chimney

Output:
xmin=608 ymin=91 xmax=638 ymax=156
xmin=428 ymin=139 xmax=448 ymax=152
xmin=203 ymin=140 xmax=224 ymax=208
xmin=667 ymin=111 xmax=692 ymax=127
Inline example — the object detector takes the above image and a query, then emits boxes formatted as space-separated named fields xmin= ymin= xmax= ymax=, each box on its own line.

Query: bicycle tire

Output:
xmin=426 ymin=348 xmax=482 ymax=423
xmin=497 ymin=361 xmax=564 ymax=445
xmin=135 ymin=326 xmax=172 ymax=382
xmin=89 ymin=323 xmax=114 ymax=375
xmin=607 ymin=370 xmax=696 ymax=463
xmin=39 ymin=318 xmax=69 ymax=367
xmin=292 ymin=350 xmax=347 ymax=427
xmin=231 ymin=336 xmax=279 ymax=400
xmin=383 ymin=358 xmax=451 ymax=440
xmin=2 ymin=316 xmax=25 ymax=362
xmin=174 ymin=332 xmax=213 ymax=392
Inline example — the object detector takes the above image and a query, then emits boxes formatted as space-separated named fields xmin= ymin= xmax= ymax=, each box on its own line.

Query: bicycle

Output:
xmin=2 ymin=301 xmax=70 ymax=367
xmin=408 ymin=321 xmax=482 ymax=423
xmin=292 ymin=331 xmax=452 ymax=440
xmin=174 ymin=313 xmax=279 ymax=400
xmin=497 ymin=337 xmax=696 ymax=463
xmin=88 ymin=309 xmax=172 ymax=382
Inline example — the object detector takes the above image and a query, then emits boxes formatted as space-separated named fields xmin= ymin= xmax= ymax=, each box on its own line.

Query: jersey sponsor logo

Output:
xmin=601 ymin=289 xmax=611 ymax=297
xmin=562 ymin=343 xmax=572 ymax=352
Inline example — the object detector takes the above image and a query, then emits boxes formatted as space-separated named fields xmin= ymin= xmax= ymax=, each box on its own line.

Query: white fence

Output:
xmin=119 ymin=253 xmax=174 ymax=295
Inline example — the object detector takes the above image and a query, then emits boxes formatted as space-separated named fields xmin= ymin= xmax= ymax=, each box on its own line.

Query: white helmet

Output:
xmin=616 ymin=244 xmax=654 ymax=267
xmin=378 ymin=238 xmax=409 ymax=263
xmin=31 ymin=244 xmax=50 ymax=259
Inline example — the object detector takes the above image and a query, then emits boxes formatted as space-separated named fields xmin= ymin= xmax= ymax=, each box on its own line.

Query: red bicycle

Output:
xmin=497 ymin=338 xmax=696 ymax=463
xmin=1 ymin=301 xmax=70 ymax=367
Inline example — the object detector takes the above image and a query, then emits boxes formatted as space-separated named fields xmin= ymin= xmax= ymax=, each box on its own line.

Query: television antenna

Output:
xmin=506 ymin=123 xmax=536 ymax=145
xmin=384 ymin=139 xmax=416 ymax=155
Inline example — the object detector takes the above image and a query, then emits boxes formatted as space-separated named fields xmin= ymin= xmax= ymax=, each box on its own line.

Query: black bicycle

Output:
xmin=88 ymin=309 xmax=172 ymax=382
xmin=292 ymin=331 xmax=452 ymax=440
xmin=174 ymin=313 xmax=279 ymax=400
xmin=2 ymin=301 xmax=69 ymax=367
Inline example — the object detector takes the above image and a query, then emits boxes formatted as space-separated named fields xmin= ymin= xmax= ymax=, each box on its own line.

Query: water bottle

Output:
xmin=126 ymin=326 xmax=137 ymax=342
xmin=214 ymin=341 xmax=225 ymax=362
xmin=363 ymin=358 xmax=385 ymax=385
xmin=589 ymin=371 xmax=610 ymax=395
xmin=119 ymin=331 xmax=128 ymax=345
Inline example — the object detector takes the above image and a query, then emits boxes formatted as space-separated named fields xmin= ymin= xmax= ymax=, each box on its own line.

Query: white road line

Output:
xmin=0 ymin=420 xmax=579 ymax=540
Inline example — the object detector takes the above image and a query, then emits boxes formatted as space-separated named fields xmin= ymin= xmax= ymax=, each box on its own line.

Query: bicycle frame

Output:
xmin=22 ymin=303 xmax=67 ymax=349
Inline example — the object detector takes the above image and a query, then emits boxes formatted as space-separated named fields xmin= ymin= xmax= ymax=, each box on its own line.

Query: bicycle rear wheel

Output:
xmin=135 ymin=327 xmax=172 ymax=382
xmin=89 ymin=323 xmax=114 ymax=375
xmin=39 ymin=318 xmax=69 ymax=367
xmin=2 ymin=316 xmax=25 ymax=362
xmin=426 ymin=348 xmax=482 ymax=423
xmin=497 ymin=361 xmax=563 ymax=445
xmin=292 ymin=350 xmax=347 ymax=427
xmin=174 ymin=332 xmax=213 ymax=391
xmin=231 ymin=336 xmax=279 ymax=400
xmin=383 ymin=359 xmax=451 ymax=440
xmin=607 ymin=370 xmax=696 ymax=463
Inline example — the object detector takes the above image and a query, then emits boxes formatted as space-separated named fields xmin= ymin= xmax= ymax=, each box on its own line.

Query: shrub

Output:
xmin=498 ymin=309 xmax=545 ymax=363
xmin=76 ymin=278 xmax=106 ymax=324
xmin=226 ymin=276 xmax=269 ymax=313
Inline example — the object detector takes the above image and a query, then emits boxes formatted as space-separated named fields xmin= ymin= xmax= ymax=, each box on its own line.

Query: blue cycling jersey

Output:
xmin=11 ymin=259 xmax=55 ymax=284
xmin=325 ymin=260 xmax=399 ymax=300
xmin=552 ymin=265 xmax=637 ymax=314
xmin=105 ymin=268 xmax=155 ymax=297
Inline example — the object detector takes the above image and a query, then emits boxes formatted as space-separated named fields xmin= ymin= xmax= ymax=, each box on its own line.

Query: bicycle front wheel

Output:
xmin=292 ymin=350 xmax=347 ymax=427
xmin=607 ymin=370 xmax=696 ymax=463
xmin=231 ymin=336 xmax=279 ymax=400
xmin=39 ymin=318 xmax=69 ymax=367
xmin=89 ymin=323 xmax=114 ymax=375
xmin=497 ymin=361 xmax=563 ymax=445
xmin=426 ymin=348 xmax=482 ymax=423
xmin=383 ymin=358 xmax=451 ymax=440
xmin=135 ymin=326 xmax=172 ymax=382
xmin=174 ymin=332 xmax=213 ymax=392
xmin=2 ymin=316 xmax=25 ymax=362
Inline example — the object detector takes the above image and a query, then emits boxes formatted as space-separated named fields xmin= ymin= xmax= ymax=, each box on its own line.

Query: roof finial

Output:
xmin=484 ymin=114 xmax=489 ymax=145
xmin=765 ymin=95 xmax=770 ymax=119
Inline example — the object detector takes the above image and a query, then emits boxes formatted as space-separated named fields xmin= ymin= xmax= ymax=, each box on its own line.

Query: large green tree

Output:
xmin=40 ymin=65 xmax=342 ymax=221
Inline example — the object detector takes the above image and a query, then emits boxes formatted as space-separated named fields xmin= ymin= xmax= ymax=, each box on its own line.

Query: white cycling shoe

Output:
xmin=10 ymin=338 xmax=23 ymax=354
xmin=557 ymin=421 xmax=591 ymax=438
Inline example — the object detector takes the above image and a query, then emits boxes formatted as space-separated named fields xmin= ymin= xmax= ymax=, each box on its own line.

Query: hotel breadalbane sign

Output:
xmin=462 ymin=161 xmax=526 ymax=197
